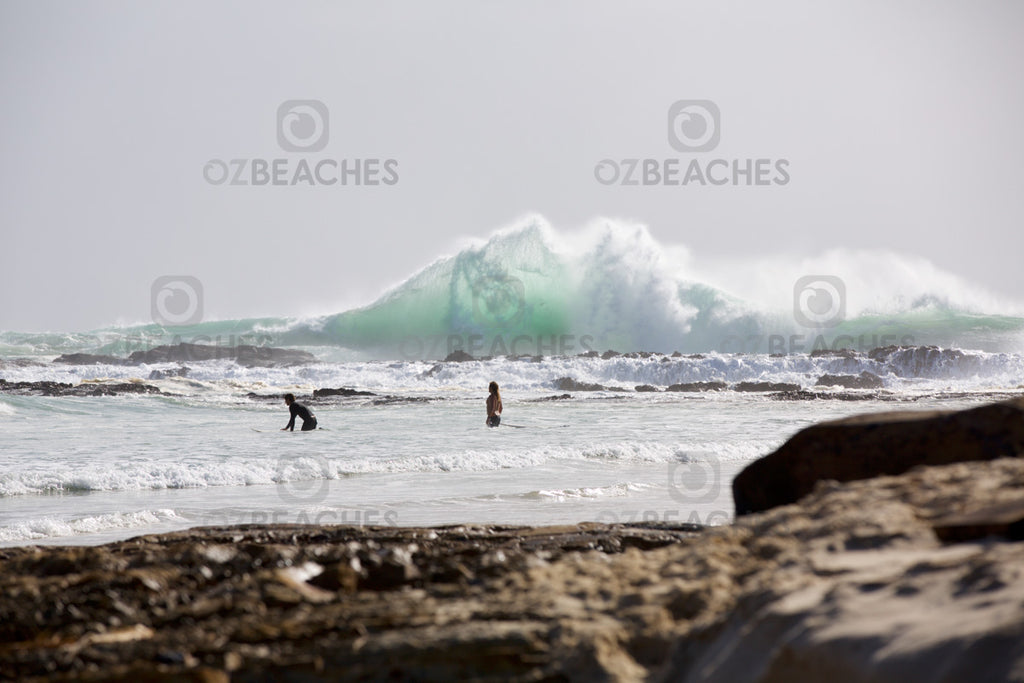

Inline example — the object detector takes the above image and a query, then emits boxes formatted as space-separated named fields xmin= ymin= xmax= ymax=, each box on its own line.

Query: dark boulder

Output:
xmin=312 ymin=387 xmax=377 ymax=398
xmin=814 ymin=371 xmax=884 ymax=389
xmin=128 ymin=343 xmax=314 ymax=367
xmin=733 ymin=397 xmax=1024 ymax=516
xmin=52 ymin=353 xmax=129 ymax=365
xmin=554 ymin=377 xmax=605 ymax=392
xmin=733 ymin=381 xmax=801 ymax=392
xmin=148 ymin=366 xmax=190 ymax=380
xmin=0 ymin=379 xmax=162 ymax=397
xmin=809 ymin=348 xmax=859 ymax=359
xmin=665 ymin=381 xmax=727 ymax=392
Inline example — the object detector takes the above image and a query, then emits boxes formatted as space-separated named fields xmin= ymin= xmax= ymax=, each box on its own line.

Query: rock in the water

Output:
xmin=54 ymin=343 xmax=315 ymax=368
xmin=554 ymin=377 xmax=605 ymax=391
xmin=52 ymin=353 xmax=130 ymax=365
xmin=0 ymin=379 xmax=163 ymax=397
xmin=665 ymin=381 xmax=727 ymax=392
xmin=312 ymin=387 xmax=377 ymax=398
xmin=733 ymin=381 xmax=801 ymax=392
xmin=148 ymin=366 xmax=190 ymax=380
xmin=809 ymin=348 xmax=859 ymax=359
xmin=129 ymin=343 xmax=314 ymax=367
xmin=443 ymin=350 xmax=475 ymax=362
xmin=733 ymin=396 xmax=1024 ymax=515
xmin=635 ymin=385 xmax=660 ymax=392
xmin=814 ymin=371 xmax=884 ymax=389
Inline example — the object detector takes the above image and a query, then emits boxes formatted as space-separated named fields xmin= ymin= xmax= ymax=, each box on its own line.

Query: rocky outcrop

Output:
xmin=665 ymin=381 xmax=727 ymax=392
xmin=128 ymin=343 xmax=314 ymax=367
xmin=51 ymin=353 xmax=129 ymax=366
xmin=733 ymin=381 xmax=801 ymax=392
xmin=0 ymin=379 xmax=163 ymax=397
xmin=814 ymin=371 xmax=884 ymax=389
xmin=673 ymin=458 xmax=1024 ymax=682
xmin=770 ymin=389 xmax=883 ymax=401
xmin=3 ymin=459 xmax=1024 ymax=681
xmin=312 ymin=387 xmax=377 ymax=398
xmin=0 ymin=523 xmax=703 ymax=681
xmin=555 ymin=377 xmax=606 ymax=391
xmin=53 ymin=343 xmax=315 ymax=368
xmin=733 ymin=396 xmax=1024 ymax=515
xmin=148 ymin=367 xmax=190 ymax=380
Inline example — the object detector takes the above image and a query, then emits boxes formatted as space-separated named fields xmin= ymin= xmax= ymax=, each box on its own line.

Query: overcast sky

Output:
xmin=1 ymin=1 xmax=1022 ymax=332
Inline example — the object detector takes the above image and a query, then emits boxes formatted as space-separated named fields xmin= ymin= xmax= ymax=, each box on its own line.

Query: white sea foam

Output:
xmin=533 ymin=482 xmax=656 ymax=500
xmin=2 ymin=348 xmax=1022 ymax=397
xmin=0 ymin=440 xmax=757 ymax=499
xmin=0 ymin=509 xmax=181 ymax=543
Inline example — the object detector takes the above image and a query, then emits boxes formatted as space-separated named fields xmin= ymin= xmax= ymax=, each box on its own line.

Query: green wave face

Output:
xmin=321 ymin=223 xmax=576 ymax=356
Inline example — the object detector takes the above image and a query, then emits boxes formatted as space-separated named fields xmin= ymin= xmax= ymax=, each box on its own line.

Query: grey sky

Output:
xmin=2 ymin=1 xmax=1022 ymax=332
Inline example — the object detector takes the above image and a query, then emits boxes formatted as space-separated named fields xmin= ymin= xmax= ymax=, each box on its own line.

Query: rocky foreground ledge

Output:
xmin=2 ymin=458 xmax=1024 ymax=681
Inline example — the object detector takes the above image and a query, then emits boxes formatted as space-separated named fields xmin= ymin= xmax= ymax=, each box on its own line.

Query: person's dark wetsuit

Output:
xmin=286 ymin=402 xmax=318 ymax=431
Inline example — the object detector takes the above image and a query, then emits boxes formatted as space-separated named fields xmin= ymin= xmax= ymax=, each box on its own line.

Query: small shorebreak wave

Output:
xmin=0 ymin=442 xmax=755 ymax=499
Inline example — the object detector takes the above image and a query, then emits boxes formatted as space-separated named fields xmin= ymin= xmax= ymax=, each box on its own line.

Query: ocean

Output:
xmin=2 ymin=221 xmax=1023 ymax=546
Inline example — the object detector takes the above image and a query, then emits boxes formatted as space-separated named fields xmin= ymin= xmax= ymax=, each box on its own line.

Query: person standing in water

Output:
xmin=486 ymin=381 xmax=502 ymax=427
xmin=282 ymin=393 xmax=318 ymax=431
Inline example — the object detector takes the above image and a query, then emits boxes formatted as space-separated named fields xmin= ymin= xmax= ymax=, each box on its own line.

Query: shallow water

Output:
xmin=0 ymin=383 xmax=1000 ymax=546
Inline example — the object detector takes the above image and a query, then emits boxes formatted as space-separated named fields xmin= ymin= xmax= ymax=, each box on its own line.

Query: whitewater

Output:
xmin=1 ymin=217 xmax=1022 ymax=546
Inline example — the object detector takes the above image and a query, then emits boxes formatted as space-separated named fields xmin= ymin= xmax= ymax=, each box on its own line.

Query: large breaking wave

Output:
xmin=2 ymin=216 xmax=1023 ymax=359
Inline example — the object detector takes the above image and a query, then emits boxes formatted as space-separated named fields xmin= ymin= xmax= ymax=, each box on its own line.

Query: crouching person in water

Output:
xmin=486 ymin=381 xmax=502 ymax=427
xmin=282 ymin=393 xmax=318 ymax=431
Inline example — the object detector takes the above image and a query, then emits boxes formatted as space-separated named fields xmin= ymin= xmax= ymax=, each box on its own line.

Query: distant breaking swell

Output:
xmin=5 ymin=217 xmax=1024 ymax=359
